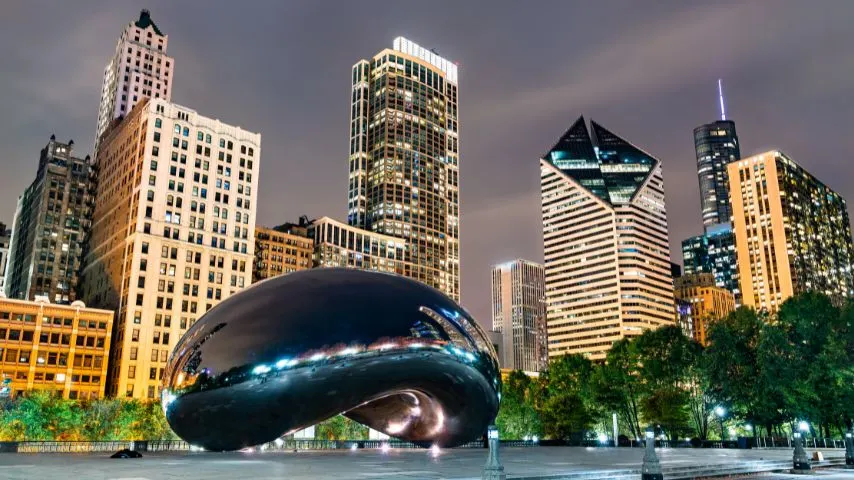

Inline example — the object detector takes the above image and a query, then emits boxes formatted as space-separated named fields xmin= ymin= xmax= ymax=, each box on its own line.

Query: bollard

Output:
xmin=641 ymin=428 xmax=663 ymax=480
xmin=482 ymin=425 xmax=506 ymax=480
xmin=791 ymin=432 xmax=811 ymax=474
xmin=845 ymin=431 xmax=854 ymax=467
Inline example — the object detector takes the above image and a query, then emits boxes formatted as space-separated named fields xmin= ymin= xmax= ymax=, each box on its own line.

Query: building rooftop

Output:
xmin=135 ymin=9 xmax=163 ymax=36
xmin=543 ymin=116 xmax=659 ymax=205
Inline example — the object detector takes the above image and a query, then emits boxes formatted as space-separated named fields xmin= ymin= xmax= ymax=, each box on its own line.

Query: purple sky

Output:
xmin=2 ymin=1 xmax=853 ymax=329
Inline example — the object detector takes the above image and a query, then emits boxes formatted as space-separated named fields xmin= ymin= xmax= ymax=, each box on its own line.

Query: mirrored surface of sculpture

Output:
xmin=161 ymin=268 xmax=501 ymax=451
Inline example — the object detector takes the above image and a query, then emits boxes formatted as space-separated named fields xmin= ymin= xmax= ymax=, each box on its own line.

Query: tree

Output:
xmin=495 ymin=370 xmax=542 ymax=439
xmin=591 ymin=340 xmax=642 ymax=440
xmin=538 ymin=355 xmax=600 ymax=440
xmin=633 ymin=326 xmax=698 ymax=440
xmin=316 ymin=415 xmax=368 ymax=440
xmin=704 ymin=307 xmax=763 ymax=432
xmin=0 ymin=390 xmax=84 ymax=441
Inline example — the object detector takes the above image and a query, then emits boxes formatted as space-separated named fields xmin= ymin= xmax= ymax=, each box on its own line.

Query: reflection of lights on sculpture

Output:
xmin=431 ymin=407 xmax=445 ymax=435
xmin=380 ymin=443 xmax=390 ymax=453
xmin=350 ymin=443 xmax=358 ymax=451
xmin=598 ymin=433 xmax=608 ymax=443
xmin=378 ymin=343 xmax=397 ymax=350
xmin=253 ymin=365 xmax=271 ymax=375
xmin=387 ymin=420 xmax=409 ymax=434
xmin=430 ymin=444 xmax=440 ymax=457
xmin=338 ymin=347 xmax=359 ymax=356
xmin=410 ymin=406 xmax=421 ymax=416
xmin=274 ymin=438 xmax=283 ymax=447
xmin=310 ymin=353 xmax=326 ymax=361
xmin=409 ymin=343 xmax=424 ymax=349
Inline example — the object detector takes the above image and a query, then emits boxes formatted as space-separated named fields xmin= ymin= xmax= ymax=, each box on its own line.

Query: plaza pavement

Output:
xmin=0 ymin=446 xmax=847 ymax=480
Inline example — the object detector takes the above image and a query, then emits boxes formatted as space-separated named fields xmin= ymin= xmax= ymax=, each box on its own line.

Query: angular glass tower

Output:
xmin=681 ymin=222 xmax=740 ymax=305
xmin=541 ymin=117 xmax=674 ymax=360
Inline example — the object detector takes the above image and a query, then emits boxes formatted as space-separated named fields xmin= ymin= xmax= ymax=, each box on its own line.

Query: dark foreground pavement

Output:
xmin=0 ymin=446 xmax=847 ymax=480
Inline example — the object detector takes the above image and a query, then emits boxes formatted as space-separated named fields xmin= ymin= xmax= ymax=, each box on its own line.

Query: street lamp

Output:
xmin=714 ymin=407 xmax=726 ymax=442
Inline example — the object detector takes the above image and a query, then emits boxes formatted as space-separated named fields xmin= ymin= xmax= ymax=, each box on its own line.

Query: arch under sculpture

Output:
xmin=161 ymin=268 xmax=501 ymax=451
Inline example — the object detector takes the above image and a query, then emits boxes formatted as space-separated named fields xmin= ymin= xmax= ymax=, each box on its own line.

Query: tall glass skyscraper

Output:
xmin=694 ymin=119 xmax=740 ymax=227
xmin=681 ymin=223 xmax=740 ymax=305
xmin=348 ymin=38 xmax=460 ymax=300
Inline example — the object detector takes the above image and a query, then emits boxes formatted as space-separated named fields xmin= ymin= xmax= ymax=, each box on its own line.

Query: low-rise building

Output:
xmin=674 ymin=273 xmax=735 ymax=345
xmin=307 ymin=217 xmax=407 ymax=274
xmin=0 ymin=297 xmax=113 ymax=399
xmin=253 ymin=224 xmax=313 ymax=283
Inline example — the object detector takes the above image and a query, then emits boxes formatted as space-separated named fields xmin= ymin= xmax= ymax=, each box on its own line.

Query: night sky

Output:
xmin=2 ymin=1 xmax=853 ymax=328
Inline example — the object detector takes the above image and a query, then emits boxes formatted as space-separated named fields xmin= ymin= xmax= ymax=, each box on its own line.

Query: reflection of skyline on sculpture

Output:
xmin=162 ymin=268 xmax=500 ymax=451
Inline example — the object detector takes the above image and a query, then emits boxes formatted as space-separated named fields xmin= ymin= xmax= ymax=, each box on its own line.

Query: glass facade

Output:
xmin=681 ymin=223 xmax=741 ymax=305
xmin=694 ymin=120 xmax=740 ymax=227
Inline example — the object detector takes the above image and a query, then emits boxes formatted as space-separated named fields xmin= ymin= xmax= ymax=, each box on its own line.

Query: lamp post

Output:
xmin=714 ymin=406 xmax=726 ymax=443
xmin=482 ymin=425 xmax=505 ymax=480
xmin=844 ymin=431 xmax=853 ymax=467
xmin=792 ymin=431 xmax=811 ymax=473
xmin=641 ymin=426 xmax=663 ymax=480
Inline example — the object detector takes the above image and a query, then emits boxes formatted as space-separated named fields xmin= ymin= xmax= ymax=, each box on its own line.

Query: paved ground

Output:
xmin=0 ymin=446 xmax=846 ymax=479
xmin=739 ymin=471 xmax=854 ymax=480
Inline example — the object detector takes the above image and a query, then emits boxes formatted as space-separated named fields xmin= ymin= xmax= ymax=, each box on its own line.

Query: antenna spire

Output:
xmin=718 ymin=79 xmax=727 ymax=121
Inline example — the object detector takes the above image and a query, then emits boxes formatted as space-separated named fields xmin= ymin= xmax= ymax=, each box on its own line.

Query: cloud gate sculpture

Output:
xmin=161 ymin=268 xmax=501 ymax=451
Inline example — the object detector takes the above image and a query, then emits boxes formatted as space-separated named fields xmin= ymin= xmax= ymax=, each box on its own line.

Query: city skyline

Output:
xmin=2 ymin=2 xmax=854 ymax=326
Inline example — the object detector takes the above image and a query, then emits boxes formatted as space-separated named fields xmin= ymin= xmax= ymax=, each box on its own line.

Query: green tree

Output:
xmin=633 ymin=326 xmax=698 ymax=440
xmin=0 ymin=390 xmax=84 ymax=441
xmin=315 ymin=415 xmax=368 ymax=440
xmin=539 ymin=354 xmax=600 ymax=440
xmin=591 ymin=340 xmax=642 ymax=440
xmin=495 ymin=370 xmax=542 ymax=439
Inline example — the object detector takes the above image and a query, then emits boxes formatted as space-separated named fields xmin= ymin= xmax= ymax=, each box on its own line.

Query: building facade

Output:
xmin=681 ymin=222 xmax=740 ymax=305
xmin=694 ymin=119 xmax=740 ymax=228
xmin=252 ymin=225 xmax=313 ymax=283
xmin=0 ymin=224 xmax=10 ymax=294
xmin=0 ymin=297 xmax=113 ymax=400
xmin=729 ymin=151 xmax=854 ymax=312
xmin=307 ymin=216 xmax=407 ymax=274
xmin=82 ymin=98 xmax=260 ymax=398
xmin=541 ymin=117 xmax=675 ymax=361
xmin=4 ymin=137 xmax=94 ymax=304
xmin=95 ymin=9 xmax=174 ymax=150
xmin=348 ymin=37 xmax=460 ymax=300
xmin=674 ymin=273 xmax=735 ymax=345
xmin=491 ymin=259 xmax=547 ymax=373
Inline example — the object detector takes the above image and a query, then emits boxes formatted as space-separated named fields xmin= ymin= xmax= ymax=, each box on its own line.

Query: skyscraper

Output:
xmin=95 ymin=9 xmax=174 ymax=150
xmin=694 ymin=80 xmax=740 ymax=228
xmin=4 ymin=137 xmax=94 ymax=304
xmin=0 ymin=223 xmax=10 ymax=294
xmin=729 ymin=151 xmax=854 ymax=312
xmin=82 ymin=98 xmax=260 ymax=398
xmin=348 ymin=38 xmax=460 ymax=300
xmin=491 ymin=259 xmax=547 ymax=373
xmin=541 ymin=117 xmax=674 ymax=361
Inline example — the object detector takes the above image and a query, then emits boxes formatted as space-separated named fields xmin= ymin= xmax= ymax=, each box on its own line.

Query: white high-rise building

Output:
xmin=541 ymin=117 xmax=674 ymax=361
xmin=95 ymin=9 xmax=174 ymax=150
xmin=491 ymin=259 xmax=547 ymax=373
xmin=83 ymin=98 xmax=260 ymax=398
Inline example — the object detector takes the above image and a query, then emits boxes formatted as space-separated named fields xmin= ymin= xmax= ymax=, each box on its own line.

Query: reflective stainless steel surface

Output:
xmin=162 ymin=268 xmax=501 ymax=451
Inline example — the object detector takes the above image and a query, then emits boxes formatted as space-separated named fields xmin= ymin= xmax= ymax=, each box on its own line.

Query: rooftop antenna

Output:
xmin=717 ymin=78 xmax=727 ymax=121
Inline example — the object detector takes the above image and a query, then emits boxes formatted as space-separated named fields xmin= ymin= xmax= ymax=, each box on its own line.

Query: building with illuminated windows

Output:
xmin=681 ymin=223 xmax=740 ymax=305
xmin=695 ymin=119 xmax=740 ymax=228
xmin=95 ymin=9 xmax=174 ymax=151
xmin=728 ymin=151 xmax=854 ymax=312
xmin=348 ymin=37 xmax=460 ymax=300
xmin=0 ymin=224 xmax=11 ymax=294
xmin=541 ymin=117 xmax=675 ymax=361
xmin=674 ymin=273 xmax=735 ymax=345
xmin=0 ymin=297 xmax=113 ymax=400
xmin=4 ymin=137 xmax=94 ymax=304
xmin=491 ymin=259 xmax=547 ymax=373
xmin=252 ymin=225 xmax=313 ymax=283
xmin=82 ymin=98 xmax=260 ymax=398
xmin=307 ymin=217 xmax=407 ymax=274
